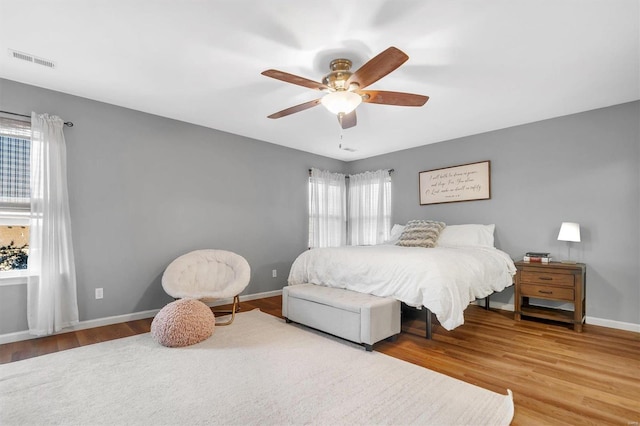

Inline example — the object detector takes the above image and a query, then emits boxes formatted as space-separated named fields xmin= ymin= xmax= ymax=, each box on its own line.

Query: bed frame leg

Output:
xmin=485 ymin=294 xmax=491 ymax=310
xmin=425 ymin=308 xmax=432 ymax=340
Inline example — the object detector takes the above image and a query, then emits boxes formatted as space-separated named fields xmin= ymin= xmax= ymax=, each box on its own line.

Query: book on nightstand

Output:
xmin=525 ymin=252 xmax=550 ymax=257
xmin=522 ymin=252 xmax=551 ymax=263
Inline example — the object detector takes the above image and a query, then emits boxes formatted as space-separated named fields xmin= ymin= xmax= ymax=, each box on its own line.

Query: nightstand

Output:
xmin=514 ymin=261 xmax=586 ymax=332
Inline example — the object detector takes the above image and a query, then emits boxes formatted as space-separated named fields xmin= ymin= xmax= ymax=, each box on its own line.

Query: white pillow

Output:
xmin=383 ymin=224 xmax=405 ymax=244
xmin=437 ymin=224 xmax=495 ymax=248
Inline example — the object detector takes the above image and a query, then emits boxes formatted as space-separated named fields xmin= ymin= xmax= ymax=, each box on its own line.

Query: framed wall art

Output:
xmin=419 ymin=160 xmax=491 ymax=205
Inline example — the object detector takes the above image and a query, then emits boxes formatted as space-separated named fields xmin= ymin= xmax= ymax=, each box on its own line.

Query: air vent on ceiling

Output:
xmin=8 ymin=49 xmax=56 ymax=69
xmin=339 ymin=144 xmax=357 ymax=152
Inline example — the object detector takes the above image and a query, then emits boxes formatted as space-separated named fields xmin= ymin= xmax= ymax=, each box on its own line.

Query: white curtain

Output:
xmin=27 ymin=113 xmax=79 ymax=336
xmin=309 ymin=168 xmax=346 ymax=248
xmin=348 ymin=169 xmax=392 ymax=246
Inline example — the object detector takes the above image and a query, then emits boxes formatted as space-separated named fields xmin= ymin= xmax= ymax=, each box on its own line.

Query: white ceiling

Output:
xmin=0 ymin=1 xmax=638 ymax=161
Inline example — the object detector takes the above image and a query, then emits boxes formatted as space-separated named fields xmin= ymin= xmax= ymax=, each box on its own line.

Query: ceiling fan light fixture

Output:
xmin=321 ymin=91 xmax=362 ymax=115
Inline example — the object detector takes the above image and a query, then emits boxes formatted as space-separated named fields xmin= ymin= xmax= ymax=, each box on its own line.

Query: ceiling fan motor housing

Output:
xmin=322 ymin=59 xmax=354 ymax=91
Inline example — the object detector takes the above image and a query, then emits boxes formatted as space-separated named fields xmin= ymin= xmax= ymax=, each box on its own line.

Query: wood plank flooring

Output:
xmin=1 ymin=296 xmax=638 ymax=425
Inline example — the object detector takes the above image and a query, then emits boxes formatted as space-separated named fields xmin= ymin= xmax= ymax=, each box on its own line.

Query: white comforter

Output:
xmin=288 ymin=245 xmax=516 ymax=330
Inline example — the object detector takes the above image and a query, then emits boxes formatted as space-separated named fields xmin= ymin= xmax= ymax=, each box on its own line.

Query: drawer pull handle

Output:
xmin=539 ymin=277 xmax=553 ymax=281
xmin=538 ymin=290 xmax=553 ymax=294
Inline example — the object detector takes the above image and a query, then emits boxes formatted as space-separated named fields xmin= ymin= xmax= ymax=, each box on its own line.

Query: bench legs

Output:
xmin=284 ymin=317 xmax=401 ymax=352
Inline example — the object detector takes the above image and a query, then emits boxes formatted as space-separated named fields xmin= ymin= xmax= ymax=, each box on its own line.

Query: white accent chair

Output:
xmin=162 ymin=249 xmax=251 ymax=325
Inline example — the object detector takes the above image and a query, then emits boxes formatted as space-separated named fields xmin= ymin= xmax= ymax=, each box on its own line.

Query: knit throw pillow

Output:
xmin=151 ymin=299 xmax=215 ymax=347
xmin=395 ymin=220 xmax=446 ymax=248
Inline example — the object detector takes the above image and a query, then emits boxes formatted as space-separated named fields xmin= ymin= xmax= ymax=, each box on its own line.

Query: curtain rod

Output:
xmin=0 ymin=110 xmax=74 ymax=127
xmin=309 ymin=168 xmax=394 ymax=177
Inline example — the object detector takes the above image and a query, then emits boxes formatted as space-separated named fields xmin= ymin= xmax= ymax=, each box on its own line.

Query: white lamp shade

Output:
xmin=321 ymin=91 xmax=362 ymax=115
xmin=557 ymin=222 xmax=581 ymax=242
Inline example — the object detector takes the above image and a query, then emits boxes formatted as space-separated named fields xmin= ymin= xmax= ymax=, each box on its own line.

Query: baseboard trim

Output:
xmin=479 ymin=300 xmax=515 ymax=312
xmin=0 ymin=289 xmax=283 ymax=345
xmin=585 ymin=316 xmax=640 ymax=333
xmin=4 ymin=291 xmax=636 ymax=345
xmin=203 ymin=289 xmax=282 ymax=308
xmin=474 ymin=300 xmax=639 ymax=333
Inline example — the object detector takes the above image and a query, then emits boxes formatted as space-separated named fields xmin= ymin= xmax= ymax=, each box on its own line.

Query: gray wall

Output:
xmin=1 ymin=78 xmax=638 ymax=334
xmin=0 ymin=78 xmax=345 ymax=334
xmin=348 ymin=101 xmax=640 ymax=325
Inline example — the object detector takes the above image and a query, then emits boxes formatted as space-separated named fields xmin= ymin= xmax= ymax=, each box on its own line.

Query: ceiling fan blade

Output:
xmin=267 ymin=99 xmax=322 ymax=119
xmin=261 ymin=69 xmax=329 ymax=91
xmin=360 ymin=90 xmax=429 ymax=107
xmin=339 ymin=111 xmax=357 ymax=129
xmin=347 ymin=47 xmax=409 ymax=89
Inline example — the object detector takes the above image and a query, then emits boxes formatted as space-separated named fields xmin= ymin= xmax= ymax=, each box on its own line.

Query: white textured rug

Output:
xmin=0 ymin=310 xmax=513 ymax=425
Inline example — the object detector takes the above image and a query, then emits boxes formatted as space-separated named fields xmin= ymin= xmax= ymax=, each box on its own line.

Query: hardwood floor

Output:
xmin=1 ymin=296 xmax=638 ymax=425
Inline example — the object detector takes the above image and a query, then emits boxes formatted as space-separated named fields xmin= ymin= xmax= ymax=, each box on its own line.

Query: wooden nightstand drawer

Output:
xmin=520 ymin=283 xmax=574 ymax=301
xmin=521 ymin=271 xmax=574 ymax=287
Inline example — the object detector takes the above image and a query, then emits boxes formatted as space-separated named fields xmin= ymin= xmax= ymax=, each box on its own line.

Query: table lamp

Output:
xmin=557 ymin=222 xmax=580 ymax=264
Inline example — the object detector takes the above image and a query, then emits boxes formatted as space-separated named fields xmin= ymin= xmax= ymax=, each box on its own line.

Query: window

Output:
xmin=308 ymin=168 xmax=392 ymax=248
xmin=308 ymin=168 xmax=346 ymax=248
xmin=0 ymin=117 xmax=31 ymax=275
xmin=348 ymin=170 xmax=392 ymax=245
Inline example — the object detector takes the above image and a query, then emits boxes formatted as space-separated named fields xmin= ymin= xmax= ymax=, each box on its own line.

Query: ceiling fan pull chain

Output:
xmin=337 ymin=113 xmax=344 ymax=150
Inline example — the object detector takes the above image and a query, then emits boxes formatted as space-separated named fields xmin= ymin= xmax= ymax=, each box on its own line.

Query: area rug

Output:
xmin=0 ymin=310 xmax=513 ymax=425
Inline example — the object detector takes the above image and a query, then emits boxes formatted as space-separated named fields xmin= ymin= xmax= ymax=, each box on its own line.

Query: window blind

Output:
xmin=0 ymin=117 xmax=31 ymax=212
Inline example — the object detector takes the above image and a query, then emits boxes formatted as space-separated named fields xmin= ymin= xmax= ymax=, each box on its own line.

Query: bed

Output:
xmin=287 ymin=222 xmax=517 ymax=334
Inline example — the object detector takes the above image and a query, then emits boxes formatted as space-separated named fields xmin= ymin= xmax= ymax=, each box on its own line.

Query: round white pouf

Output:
xmin=151 ymin=299 xmax=215 ymax=347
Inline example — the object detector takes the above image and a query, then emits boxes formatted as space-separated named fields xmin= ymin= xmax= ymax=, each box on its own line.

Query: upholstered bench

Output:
xmin=282 ymin=284 xmax=401 ymax=351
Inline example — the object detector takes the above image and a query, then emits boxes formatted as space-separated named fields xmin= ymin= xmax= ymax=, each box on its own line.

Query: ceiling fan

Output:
xmin=261 ymin=47 xmax=429 ymax=129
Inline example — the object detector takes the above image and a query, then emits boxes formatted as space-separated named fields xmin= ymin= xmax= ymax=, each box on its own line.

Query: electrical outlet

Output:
xmin=95 ymin=288 xmax=103 ymax=299
xmin=272 ymin=269 xmax=277 ymax=278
